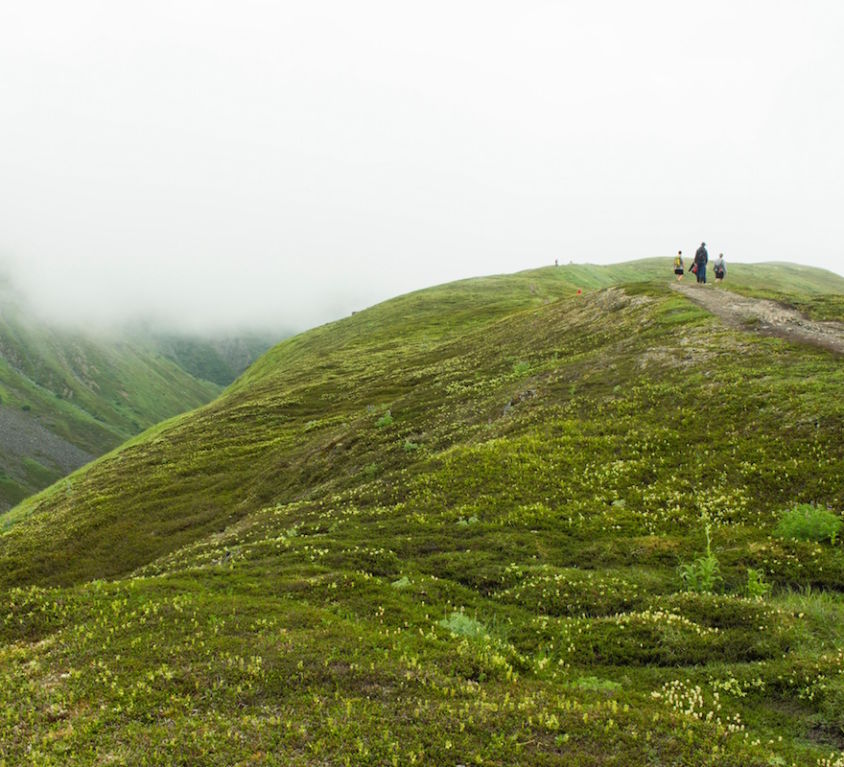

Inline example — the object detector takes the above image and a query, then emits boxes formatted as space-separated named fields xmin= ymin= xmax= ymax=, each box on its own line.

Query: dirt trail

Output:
xmin=672 ymin=283 xmax=844 ymax=354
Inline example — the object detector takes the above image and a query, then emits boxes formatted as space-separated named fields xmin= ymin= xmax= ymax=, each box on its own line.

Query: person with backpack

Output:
xmin=673 ymin=250 xmax=685 ymax=280
xmin=713 ymin=253 xmax=726 ymax=282
xmin=694 ymin=242 xmax=708 ymax=284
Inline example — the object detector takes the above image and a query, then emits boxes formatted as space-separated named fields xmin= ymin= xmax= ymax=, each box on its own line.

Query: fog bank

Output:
xmin=1 ymin=1 xmax=842 ymax=333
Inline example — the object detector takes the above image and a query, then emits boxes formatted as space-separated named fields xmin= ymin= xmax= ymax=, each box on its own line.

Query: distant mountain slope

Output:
xmin=0 ymin=261 xmax=842 ymax=765
xmin=146 ymin=332 xmax=280 ymax=387
xmin=0 ymin=285 xmax=276 ymax=511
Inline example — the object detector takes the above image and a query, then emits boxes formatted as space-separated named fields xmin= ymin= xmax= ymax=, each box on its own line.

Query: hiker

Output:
xmin=673 ymin=251 xmax=685 ymax=280
xmin=694 ymin=242 xmax=708 ymax=284
xmin=713 ymin=253 xmax=726 ymax=282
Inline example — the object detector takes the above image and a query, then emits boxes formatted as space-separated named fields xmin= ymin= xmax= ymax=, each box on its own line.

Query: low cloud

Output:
xmin=1 ymin=1 xmax=842 ymax=335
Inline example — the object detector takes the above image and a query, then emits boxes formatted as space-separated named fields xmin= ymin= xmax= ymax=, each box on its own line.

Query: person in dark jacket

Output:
xmin=694 ymin=242 xmax=708 ymax=284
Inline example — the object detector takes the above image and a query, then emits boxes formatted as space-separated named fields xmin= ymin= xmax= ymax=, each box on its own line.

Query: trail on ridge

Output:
xmin=672 ymin=282 xmax=844 ymax=354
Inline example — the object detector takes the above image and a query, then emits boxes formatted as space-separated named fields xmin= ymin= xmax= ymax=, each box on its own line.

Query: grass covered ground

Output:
xmin=1 ymin=262 xmax=842 ymax=765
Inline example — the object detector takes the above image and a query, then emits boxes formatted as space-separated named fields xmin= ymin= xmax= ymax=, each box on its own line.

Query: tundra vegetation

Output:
xmin=0 ymin=260 xmax=842 ymax=766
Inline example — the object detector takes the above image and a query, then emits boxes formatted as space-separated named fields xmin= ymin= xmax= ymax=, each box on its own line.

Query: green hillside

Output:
xmin=1 ymin=262 xmax=842 ymax=766
xmin=0 ymin=287 xmax=275 ymax=512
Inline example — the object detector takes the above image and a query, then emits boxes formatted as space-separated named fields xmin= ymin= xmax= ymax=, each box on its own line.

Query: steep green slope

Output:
xmin=0 ymin=287 xmax=274 ymax=511
xmin=1 ymin=263 xmax=842 ymax=766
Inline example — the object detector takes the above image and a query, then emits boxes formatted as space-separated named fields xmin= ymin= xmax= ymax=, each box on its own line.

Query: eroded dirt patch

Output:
xmin=672 ymin=283 xmax=844 ymax=354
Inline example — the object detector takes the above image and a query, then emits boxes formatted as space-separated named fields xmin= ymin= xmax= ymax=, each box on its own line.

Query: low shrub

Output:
xmin=745 ymin=567 xmax=772 ymax=598
xmin=495 ymin=565 xmax=644 ymax=617
xmin=653 ymin=592 xmax=784 ymax=631
xmin=775 ymin=504 xmax=841 ymax=544
xmin=573 ymin=675 xmax=622 ymax=694
xmin=440 ymin=611 xmax=487 ymax=639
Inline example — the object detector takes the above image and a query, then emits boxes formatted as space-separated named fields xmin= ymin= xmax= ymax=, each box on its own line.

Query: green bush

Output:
xmin=376 ymin=410 xmax=394 ymax=428
xmin=775 ymin=504 xmax=841 ymax=544
xmin=573 ymin=676 xmax=622 ymax=693
xmin=654 ymin=592 xmax=783 ymax=631
xmin=456 ymin=515 xmax=479 ymax=527
xmin=439 ymin=611 xmax=487 ymax=639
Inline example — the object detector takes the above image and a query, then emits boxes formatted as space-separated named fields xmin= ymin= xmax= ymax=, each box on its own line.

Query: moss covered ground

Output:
xmin=0 ymin=262 xmax=842 ymax=765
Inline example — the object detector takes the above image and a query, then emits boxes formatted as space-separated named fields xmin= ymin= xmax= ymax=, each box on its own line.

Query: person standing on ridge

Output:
xmin=673 ymin=250 xmax=685 ymax=280
xmin=694 ymin=242 xmax=709 ymax=284
xmin=713 ymin=253 xmax=726 ymax=282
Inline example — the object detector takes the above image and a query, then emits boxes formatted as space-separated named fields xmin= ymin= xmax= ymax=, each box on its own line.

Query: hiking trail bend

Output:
xmin=671 ymin=282 xmax=844 ymax=354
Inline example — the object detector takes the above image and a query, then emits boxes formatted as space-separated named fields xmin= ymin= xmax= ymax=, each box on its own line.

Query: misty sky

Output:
xmin=1 ymin=1 xmax=843 ymax=332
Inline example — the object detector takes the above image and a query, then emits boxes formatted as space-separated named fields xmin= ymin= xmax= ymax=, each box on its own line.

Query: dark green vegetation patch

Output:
xmin=1 ymin=261 xmax=843 ymax=765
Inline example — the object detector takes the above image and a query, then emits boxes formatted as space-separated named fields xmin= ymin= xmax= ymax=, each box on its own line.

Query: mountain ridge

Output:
xmin=0 ymin=260 xmax=842 ymax=765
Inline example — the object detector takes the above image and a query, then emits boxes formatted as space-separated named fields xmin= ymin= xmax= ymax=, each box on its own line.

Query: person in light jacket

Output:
xmin=713 ymin=253 xmax=726 ymax=282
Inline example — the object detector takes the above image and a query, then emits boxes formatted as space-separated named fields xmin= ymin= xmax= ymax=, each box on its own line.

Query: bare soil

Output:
xmin=672 ymin=282 xmax=844 ymax=354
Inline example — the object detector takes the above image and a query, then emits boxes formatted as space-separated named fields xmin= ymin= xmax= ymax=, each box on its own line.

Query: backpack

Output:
xmin=695 ymin=247 xmax=707 ymax=265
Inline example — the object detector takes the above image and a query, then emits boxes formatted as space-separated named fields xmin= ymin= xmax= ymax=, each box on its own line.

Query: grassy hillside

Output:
xmin=1 ymin=262 xmax=842 ymax=766
xmin=0 ymin=288 xmax=274 ymax=511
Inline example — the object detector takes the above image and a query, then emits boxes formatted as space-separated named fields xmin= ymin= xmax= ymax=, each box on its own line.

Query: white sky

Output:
xmin=1 ymin=1 xmax=842 ymax=332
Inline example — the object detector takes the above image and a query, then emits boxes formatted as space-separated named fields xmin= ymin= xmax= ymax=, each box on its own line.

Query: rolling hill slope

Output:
xmin=1 ymin=262 xmax=842 ymax=766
